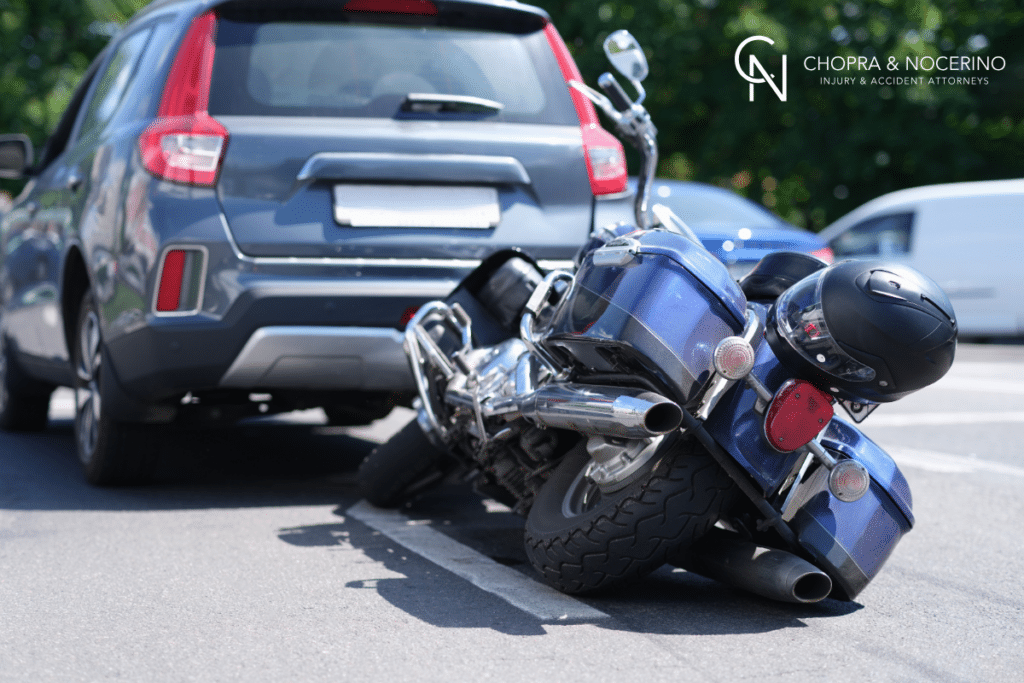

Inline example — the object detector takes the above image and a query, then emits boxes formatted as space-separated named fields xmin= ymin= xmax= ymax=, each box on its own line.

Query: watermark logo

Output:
xmin=735 ymin=36 xmax=787 ymax=102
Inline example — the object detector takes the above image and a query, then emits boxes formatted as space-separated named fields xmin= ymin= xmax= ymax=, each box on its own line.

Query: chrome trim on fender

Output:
xmin=219 ymin=326 xmax=412 ymax=390
xmin=241 ymin=278 xmax=459 ymax=299
xmin=297 ymin=151 xmax=530 ymax=185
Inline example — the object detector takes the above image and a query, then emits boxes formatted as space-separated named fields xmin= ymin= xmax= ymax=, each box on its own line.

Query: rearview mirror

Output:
xmin=603 ymin=30 xmax=648 ymax=83
xmin=0 ymin=134 xmax=33 ymax=179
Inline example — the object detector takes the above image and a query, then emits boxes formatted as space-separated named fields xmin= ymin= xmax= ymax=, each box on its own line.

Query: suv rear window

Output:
xmin=209 ymin=18 xmax=577 ymax=125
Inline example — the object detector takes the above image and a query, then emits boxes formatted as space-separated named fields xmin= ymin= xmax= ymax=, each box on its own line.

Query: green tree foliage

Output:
xmin=534 ymin=0 xmax=1024 ymax=229
xmin=0 ymin=0 xmax=145 ymax=196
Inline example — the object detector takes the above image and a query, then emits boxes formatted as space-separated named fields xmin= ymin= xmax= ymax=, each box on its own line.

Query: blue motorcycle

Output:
xmin=358 ymin=31 xmax=957 ymax=603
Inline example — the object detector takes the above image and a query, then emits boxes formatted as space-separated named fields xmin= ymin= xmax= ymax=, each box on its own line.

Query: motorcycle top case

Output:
xmin=544 ymin=229 xmax=747 ymax=407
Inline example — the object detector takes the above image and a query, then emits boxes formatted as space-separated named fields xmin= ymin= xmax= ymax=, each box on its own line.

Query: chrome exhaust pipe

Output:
xmin=679 ymin=529 xmax=833 ymax=604
xmin=519 ymin=384 xmax=683 ymax=439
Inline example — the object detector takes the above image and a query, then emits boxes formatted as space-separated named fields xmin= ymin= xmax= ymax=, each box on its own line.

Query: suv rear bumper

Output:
xmin=218 ymin=326 xmax=410 ymax=391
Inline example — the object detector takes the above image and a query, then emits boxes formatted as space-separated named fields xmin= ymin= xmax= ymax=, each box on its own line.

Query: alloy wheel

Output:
xmin=75 ymin=309 xmax=103 ymax=463
xmin=0 ymin=336 xmax=9 ymax=416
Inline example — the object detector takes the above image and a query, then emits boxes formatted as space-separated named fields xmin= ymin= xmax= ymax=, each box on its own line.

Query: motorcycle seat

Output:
xmin=738 ymin=251 xmax=828 ymax=301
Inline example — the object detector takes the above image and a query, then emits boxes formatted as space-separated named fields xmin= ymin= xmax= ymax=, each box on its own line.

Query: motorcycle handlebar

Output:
xmin=598 ymin=72 xmax=633 ymax=112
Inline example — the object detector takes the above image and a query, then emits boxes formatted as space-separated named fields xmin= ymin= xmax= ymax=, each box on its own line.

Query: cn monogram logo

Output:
xmin=734 ymin=36 xmax=787 ymax=102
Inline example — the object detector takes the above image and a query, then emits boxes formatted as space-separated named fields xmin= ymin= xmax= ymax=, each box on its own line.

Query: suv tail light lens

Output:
xmin=543 ymin=23 xmax=627 ymax=196
xmin=810 ymin=246 xmax=835 ymax=263
xmin=763 ymin=380 xmax=834 ymax=452
xmin=140 ymin=12 xmax=227 ymax=186
xmin=581 ymin=126 xmax=627 ymax=192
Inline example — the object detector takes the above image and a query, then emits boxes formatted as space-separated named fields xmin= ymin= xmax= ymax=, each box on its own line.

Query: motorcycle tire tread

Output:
xmin=523 ymin=436 xmax=736 ymax=594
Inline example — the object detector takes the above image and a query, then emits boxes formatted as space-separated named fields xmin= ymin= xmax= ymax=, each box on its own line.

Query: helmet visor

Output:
xmin=775 ymin=270 xmax=876 ymax=383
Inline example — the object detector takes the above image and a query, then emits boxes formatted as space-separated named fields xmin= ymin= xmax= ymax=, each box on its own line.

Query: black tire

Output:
xmin=73 ymin=291 xmax=154 ymax=486
xmin=358 ymin=419 xmax=457 ymax=507
xmin=323 ymin=393 xmax=397 ymax=427
xmin=0 ymin=334 xmax=53 ymax=432
xmin=474 ymin=256 xmax=543 ymax=330
xmin=524 ymin=434 xmax=737 ymax=594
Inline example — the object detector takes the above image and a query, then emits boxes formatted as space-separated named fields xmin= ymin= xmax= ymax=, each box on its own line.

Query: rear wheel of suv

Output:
xmin=0 ymin=334 xmax=53 ymax=432
xmin=73 ymin=291 xmax=153 ymax=486
xmin=323 ymin=392 xmax=397 ymax=427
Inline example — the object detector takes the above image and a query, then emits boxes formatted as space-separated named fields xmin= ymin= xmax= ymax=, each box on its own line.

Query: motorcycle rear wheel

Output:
xmin=524 ymin=433 xmax=736 ymax=594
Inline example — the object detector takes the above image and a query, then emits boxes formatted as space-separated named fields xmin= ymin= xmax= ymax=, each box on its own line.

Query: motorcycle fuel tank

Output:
xmin=544 ymin=230 xmax=746 ymax=406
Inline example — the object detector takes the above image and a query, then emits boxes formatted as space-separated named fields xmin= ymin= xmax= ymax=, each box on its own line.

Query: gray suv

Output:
xmin=0 ymin=0 xmax=627 ymax=484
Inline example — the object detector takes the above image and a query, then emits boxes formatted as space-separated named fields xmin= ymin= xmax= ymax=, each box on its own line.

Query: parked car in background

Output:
xmin=818 ymin=179 xmax=1024 ymax=338
xmin=596 ymin=178 xmax=832 ymax=280
xmin=0 ymin=0 xmax=629 ymax=484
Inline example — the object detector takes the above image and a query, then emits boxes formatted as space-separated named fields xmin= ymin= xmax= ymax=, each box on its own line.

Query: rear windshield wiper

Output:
xmin=401 ymin=93 xmax=504 ymax=114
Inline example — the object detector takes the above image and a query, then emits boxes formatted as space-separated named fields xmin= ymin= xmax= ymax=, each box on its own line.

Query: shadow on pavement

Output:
xmin=276 ymin=491 xmax=860 ymax=638
xmin=0 ymin=416 xmax=381 ymax=512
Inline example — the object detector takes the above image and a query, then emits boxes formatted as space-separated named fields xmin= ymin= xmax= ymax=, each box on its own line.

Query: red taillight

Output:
xmin=543 ymin=23 xmax=627 ymax=196
xmin=140 ymin=12 xmax=227 ymax=186
xmin=343 ymin=0 xmax=438 ymax=13
xmin=139 ymin=115 xmax=227 ymax=186
xmin=400 ymin=306 xmax=420 ymax=328
xmin=810 ymin=246 xmax=834 ymax=263
xmin=157 ymin=250 xmax=187 ymax=312
xmin=581 ymin=125 xmax=628 ymax=196
xmin=763 ymin=380 xmax=834 ymax=452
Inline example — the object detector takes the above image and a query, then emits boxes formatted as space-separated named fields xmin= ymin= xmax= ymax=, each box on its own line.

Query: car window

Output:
xmin=31 ymin=55 xmax=105 ymax=172
xmin=77 ymin=27 xmax=153 ymax=142
xmin=208 ymin=20 xmax=576 ymax=125
xmin=830 ymin=212 xmax=914 ymax=257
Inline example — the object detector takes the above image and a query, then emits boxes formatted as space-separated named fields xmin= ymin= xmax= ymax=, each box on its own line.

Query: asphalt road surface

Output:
xmin=1 ymin=343 xmax=1022 ymax=682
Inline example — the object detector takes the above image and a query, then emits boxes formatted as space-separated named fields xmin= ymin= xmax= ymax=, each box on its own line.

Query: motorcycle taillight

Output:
xmin=763 ymin=380 xmax=834 ymax=452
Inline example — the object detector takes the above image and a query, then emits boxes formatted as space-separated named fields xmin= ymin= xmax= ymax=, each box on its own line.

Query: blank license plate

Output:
xmin=333 ymin=185 xmax=500 ymax=229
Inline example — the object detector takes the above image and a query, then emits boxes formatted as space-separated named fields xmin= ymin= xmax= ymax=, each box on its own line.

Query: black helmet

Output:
xmin=765 ymin=260 xmax=957 ymax=403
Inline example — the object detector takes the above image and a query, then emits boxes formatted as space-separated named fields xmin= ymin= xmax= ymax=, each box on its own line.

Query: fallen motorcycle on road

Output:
xmin=358 ymin=30 xmax=957 ymax=603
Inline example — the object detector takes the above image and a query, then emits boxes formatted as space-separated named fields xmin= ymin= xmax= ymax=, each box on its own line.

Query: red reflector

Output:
xmin=400 ymin=306 xmax=420 ymax=327
xmin=763 ymin=380 xmax=834 ymax=452
xmin=344 ymin=0 xmax=438 ymax=14
xmin=157 ymin=250 xmax=187 ymax=312
xmin=543 ymin=23 xmax=627 ymax=196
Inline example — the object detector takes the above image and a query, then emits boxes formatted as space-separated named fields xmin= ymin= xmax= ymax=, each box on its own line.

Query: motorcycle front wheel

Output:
xmin=358 ymin=419 xmax=458 ymax=508
xmin=524 ymin=433 xmax=736 ymax=594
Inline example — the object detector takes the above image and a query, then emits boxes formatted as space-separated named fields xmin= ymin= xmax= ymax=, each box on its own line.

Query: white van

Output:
xmin=818 ymin=179 xmax=1024 ymax=337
